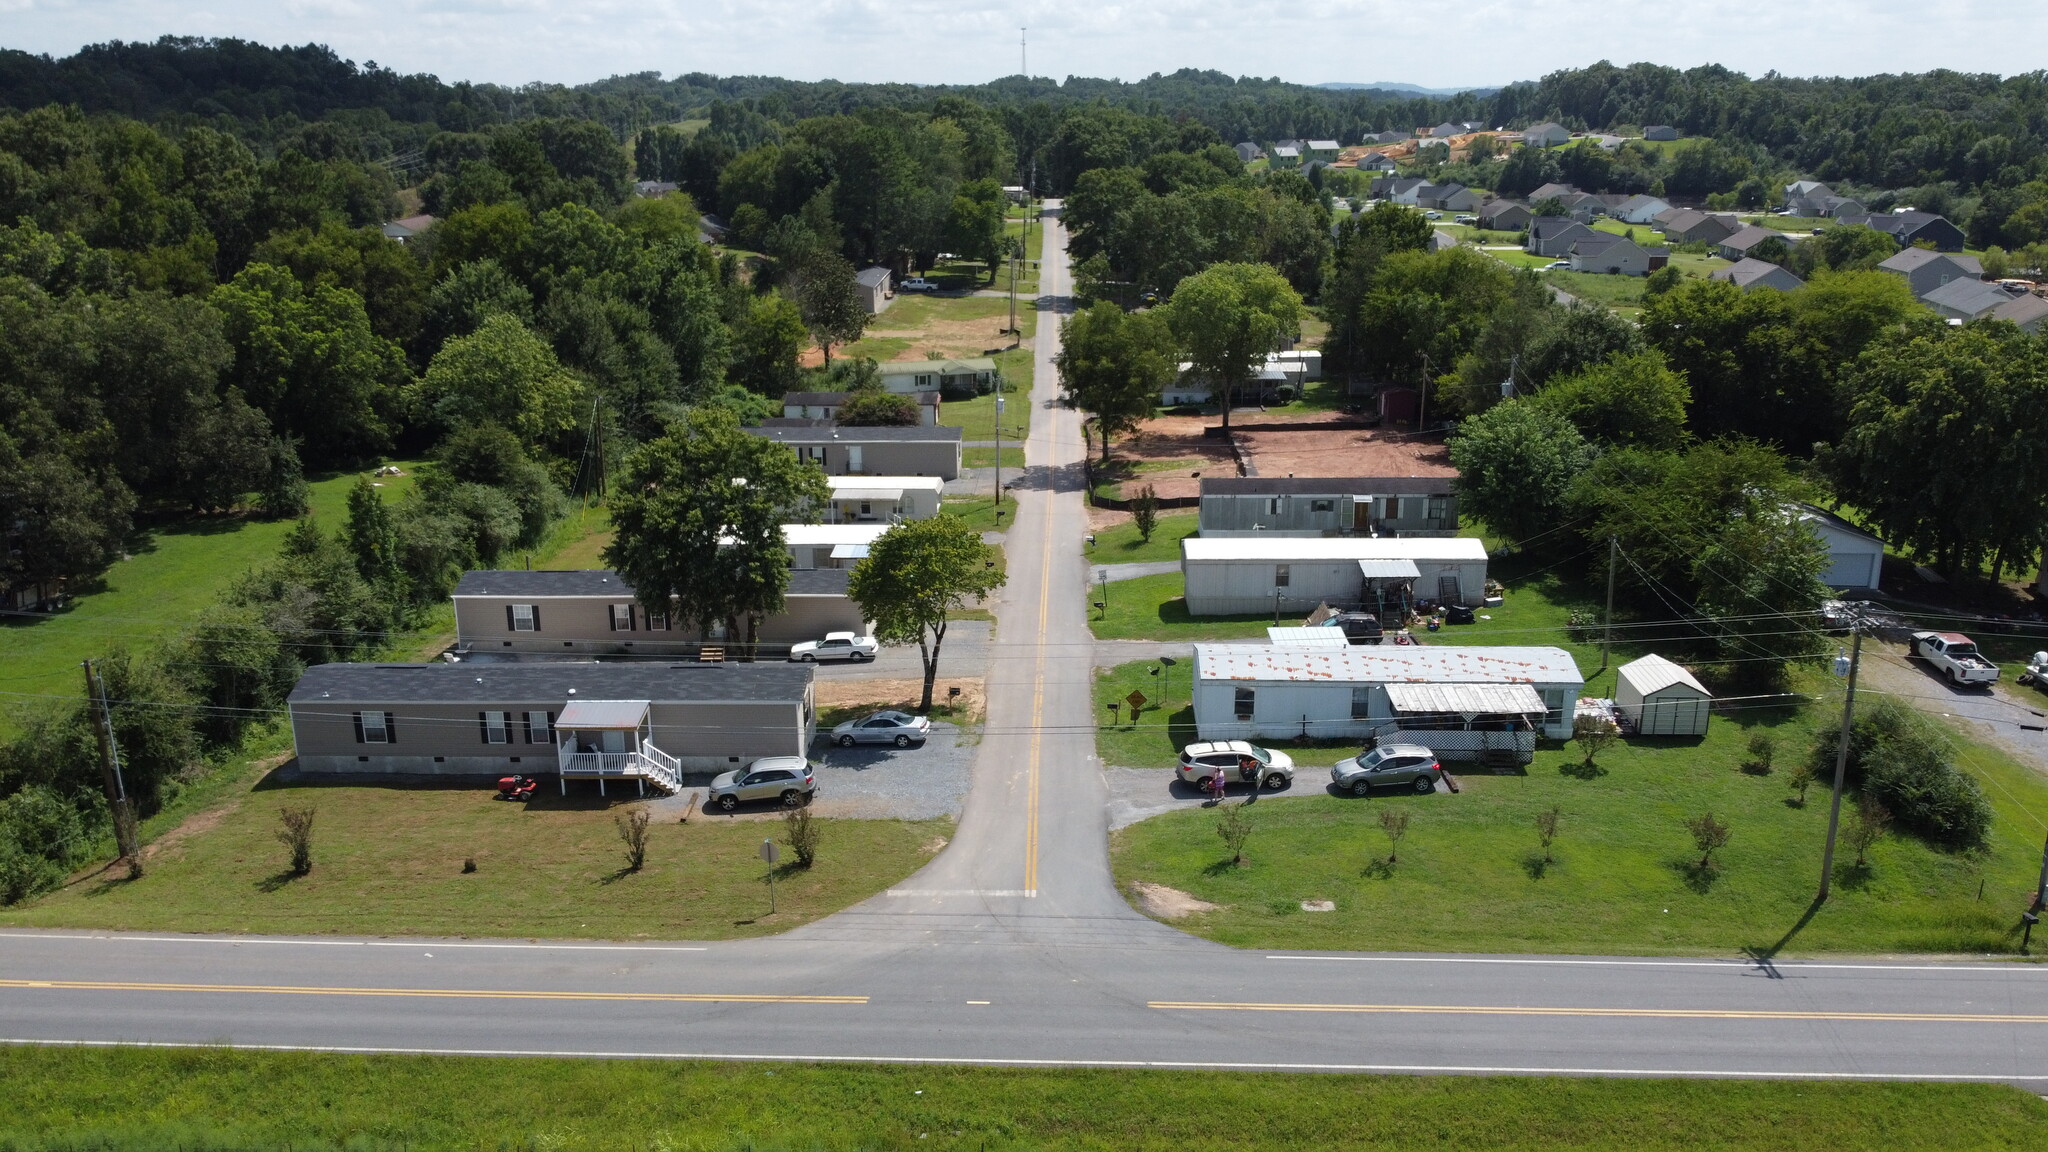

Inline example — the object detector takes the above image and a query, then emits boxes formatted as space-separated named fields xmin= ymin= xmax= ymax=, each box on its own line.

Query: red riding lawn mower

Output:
xmin=495 ymin=775 xmax=540 ymax=802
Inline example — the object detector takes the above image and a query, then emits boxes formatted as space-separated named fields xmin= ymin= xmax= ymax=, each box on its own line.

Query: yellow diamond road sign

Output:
xmin=1126 ymin=690 xmax=1148 ymax=710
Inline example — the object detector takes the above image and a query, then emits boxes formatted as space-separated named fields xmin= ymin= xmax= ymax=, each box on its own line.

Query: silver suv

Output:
xmin=1176 ymin=740 xmax=1295 ymax=790
xmin=1331 ymin=744 xmax=1441 ymax=796
xmin=708 ymin=756 xmax=817 ymax=811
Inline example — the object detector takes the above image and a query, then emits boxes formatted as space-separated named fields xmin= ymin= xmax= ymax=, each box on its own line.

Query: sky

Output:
xmin=1 ymin=0 xmax=2039 ymax=91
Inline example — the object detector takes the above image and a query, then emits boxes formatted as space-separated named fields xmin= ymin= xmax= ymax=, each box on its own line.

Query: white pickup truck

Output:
xmin=1910 ymin=631 xmax=2001 ymax=687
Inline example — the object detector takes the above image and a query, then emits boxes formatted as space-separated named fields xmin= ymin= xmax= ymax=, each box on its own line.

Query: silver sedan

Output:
xmin=830 ymin=710 xmax=932 ymax=748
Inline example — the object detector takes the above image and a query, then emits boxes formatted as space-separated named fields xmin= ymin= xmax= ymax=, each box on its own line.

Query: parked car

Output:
xmin=2019 ymin=652 xmax=2048 ymax=690
xmin=788 ymin=631 xmax=878 ymax=662
xmin=1425 ymin=211 xmax=1443 ymax=219
xmin=900 ymin=277 xmax=936 ymax=292
xmin=1545 ymin=260 xmax=1572 ymax=270
xmin=1176 ymin=740 xmax=1295 ymax=790
xmin=1327 ymin=612 xmax=1384 ymax=645
xmin=830 ymin=709 xmax=931 ymax=747
xmin=708 ymin=756 xmax=816 ymax=811
xmin=1330 ymin=744 xmax=1442 ymax=796
xmin=1455 ymin=214 xmax=1478 ymax=225
xmin=1910 ymin=631 xmax=2000 ymax=687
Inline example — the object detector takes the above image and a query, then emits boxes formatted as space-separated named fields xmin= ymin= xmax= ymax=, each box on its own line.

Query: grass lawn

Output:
xmin=1089 ymin=572 xmax=1272 ymax=642
xmin=964 ymin=446 xmax=1024 ymax=469
xmin=1088 ymin=512 xmax=1199 ymax=564
xmin=1110 ymin=673 xmax=2048 ymax=956
xmin=5 ymin=1049 xmax=2042 ymax=1152
xmin=944 ymin=379 xmax=1033 ymax=442
xmin=941 ymin=493 xmax=1019 ymax=532
xmin=1488 ymin=249 xmax=1554 ymax=270
xmin=0 ymin=463 xmax=422 ymax=736
xmin=1255 ymin=377 xmax=1353 ymax=415
xmin=1667 ymin=250 xmax=1733 ymax=277
xmin=1541 ymin=269 xmax=1649 ymax=313
xmin=0 ymin=768 xmax=945 ymax=941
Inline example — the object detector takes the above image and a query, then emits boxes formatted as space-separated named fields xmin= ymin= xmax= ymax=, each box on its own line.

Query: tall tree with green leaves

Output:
xmin=342 ymin=475 xmax=402 ymax=592
xmin=1056 ymin=300 xmax=1177 ymax=461
xmin=1163 ymin=262 xmax=1303 ymax=433
xmin=603 ymin=407 xmax=829 ymax=645
xmin=416 ymin=312 xmax=585 ymax=449
xmin=786 ymin=249 xmax=867 ymax=366
xmin=1446 ymin=400 xmax=1596 ymax=547
xmin=848 ymin=516 xmax=1006 ymax=711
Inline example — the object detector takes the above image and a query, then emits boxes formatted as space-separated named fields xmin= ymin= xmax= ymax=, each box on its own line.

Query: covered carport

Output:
xmin=1380 ymin=682 xmax=1545 ymax=763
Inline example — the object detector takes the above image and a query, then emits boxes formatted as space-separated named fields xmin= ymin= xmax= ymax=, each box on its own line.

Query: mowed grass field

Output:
xmin=1107 ymin=673 xmax=2048 ymax=956
xmin=0 ymin=464 xmax=422 ymax=734
xmin=3 ymin=1046 xmax=2043 ymax=1151
xmin=1087 ymin=511 xmax=1200 ymax=564
xmin=0 ymin=771 xmax=945 ymax=940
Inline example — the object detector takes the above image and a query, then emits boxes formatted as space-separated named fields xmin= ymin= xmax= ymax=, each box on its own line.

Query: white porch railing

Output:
xmin=1369 ymin=724 xmax=1537 ymax=762
xmin=557 ymin=744 xmax=683 ymax=794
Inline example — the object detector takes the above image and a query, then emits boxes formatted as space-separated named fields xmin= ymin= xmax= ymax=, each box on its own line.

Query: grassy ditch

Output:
xmin=0 ymin=772 xmax=945 ymax=940
xmin=2 ymin=1046 xmax=2043 ymax=1151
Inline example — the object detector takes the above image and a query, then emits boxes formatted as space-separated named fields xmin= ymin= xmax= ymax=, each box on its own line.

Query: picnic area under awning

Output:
xmin=1384 ymin=683 xmax=1545 ymax=716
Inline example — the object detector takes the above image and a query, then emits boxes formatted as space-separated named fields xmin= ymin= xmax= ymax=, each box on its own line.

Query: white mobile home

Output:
xmin=1180 ymin=536 xmax=1489 ymax=617
xmin=821 ymin=475 xmax=945 ymax=523
xmin=1614 ymin=654 xmax=1712 ymax=737
xmin=1191 ymin=643 xmax=1583 ymax=756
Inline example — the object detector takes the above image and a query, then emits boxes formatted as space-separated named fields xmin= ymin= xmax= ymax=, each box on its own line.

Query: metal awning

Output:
xmin=1358 ymin=558 xmax=1422 ymax=580
xmin=833 ymin=488 xmax=903 ymax=501
xmin=1267 ymin=626 xmax=1350 ymax=649
xmin=830 ymin=544 xmax=872 ymax=559
xmin=1384 ymin=683 xmax=1544 ymax=715
xmin=556 ymin=699 xmax=650 ymax=729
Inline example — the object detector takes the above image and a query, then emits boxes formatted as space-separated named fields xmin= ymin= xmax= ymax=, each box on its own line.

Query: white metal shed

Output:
xmin=1614 ymin=654 xmax=1711 ymax=736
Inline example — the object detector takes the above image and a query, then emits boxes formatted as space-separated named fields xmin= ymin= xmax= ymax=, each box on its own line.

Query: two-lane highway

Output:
xmin=5 ymin=203 xmax=2048 ymax=1085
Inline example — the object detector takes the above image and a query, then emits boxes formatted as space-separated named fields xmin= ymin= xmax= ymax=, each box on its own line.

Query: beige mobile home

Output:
xmin=1179 ymin=536 xmax=1489 ymax=617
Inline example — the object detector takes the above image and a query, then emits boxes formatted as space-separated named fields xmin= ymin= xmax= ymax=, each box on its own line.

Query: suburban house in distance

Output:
xmin=1837 ymin=211 xmax=1966 ymax=252
xmin=380 ymin=214 xmax=434 ymax=243
xmin=1270 ymin=145 xmax=1301 ymax=168
xmin=1643 ymin=125 xmax=1680 ymax=141
xmin=1657 ymin=210 xmax=1744 ymax=246
xmin=1923 ymin=278 xmax=2032 ymax=322
xmin=1989 ymin=292 xmax=2048 ymax=333
xmin=1234 ymin=142 xmax=1264 ymax=163
xmin=1197 ymin=476 xmax=1458 ymax=538
xmin=1522 ymin=122 xmax=1571 ymax=148
xmin=1189 ymin=643 xmax=1583 ymax=755
xmin=1477 ymin=201 xmax=1532 ymax=232
xmin=854 ymin=266 xmax=894 ymax=313
xmin=1367 ymin=130 xmax=1410 ymax=144
xmin=1568 ymin=234 xmax=1668 ymax=275
xmin=450 ymin=567 xmax=869 ymax=652
xmin=819 ymin=475 xmax=945 ymax=523
xmin=1878 ymin=249 xmax=1983 ymax=299
xmin=1710 ymin=258 xmax=1804 ymax=293
xmin=875 ymin=357 xmax=997 ymax=396
xmin=1179 ymin=536 xmax=1490 ymax=617
xmin=1713 ymin=224 xmax=1792 ymax=261
xmin=782 ymin=523 xmax=891 ymax=570
xmin=1612 ymin=194 xmax=1672 ymax=224
xmin=1791 ymin=504 xmax=1884 ymax=589
xmin=286 ymin=661 xmax=817 ymax=787
xmin=746 ymin=423 xmax=963 ymax=480
xmin=1421 ymin=183 xmax=1485 ymax=212
xmin=1304 ymin=140 xmax=1342 ymax=164
xmin=1526 ymin=218 xmax=1599 ymax=257
xmin=782 ymin=389 xmax=941 ymax=425
xmin=1358 ymin=151 xmax=1397 ymax=172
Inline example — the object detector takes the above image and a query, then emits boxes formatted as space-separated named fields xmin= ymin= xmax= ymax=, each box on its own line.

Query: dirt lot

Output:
xmin=1239 ymin=427 xmax=1456 ymax=480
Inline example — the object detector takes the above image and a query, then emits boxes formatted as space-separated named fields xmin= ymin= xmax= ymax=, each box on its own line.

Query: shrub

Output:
xmin=614 ymin=807 xmax=650 ymax=872
xmin=1216 ymin=798 xmax=1254 ymax=865
xmin=1808 ymin=700 xmax=1991 ymax=849
xmin=1684 ymin=811 xmax=1732 ymax=869
xmin=276 ymin=806 xmax=315 ymax=875
xmin=783 ymin=805 xmax=820 ymax=868
xmin=1741 ymin=731 xmax=1776 ymax=775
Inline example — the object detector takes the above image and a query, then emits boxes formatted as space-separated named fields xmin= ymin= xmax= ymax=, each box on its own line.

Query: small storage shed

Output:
xmin=1615 ymin=654 xmax=1711 ymax=736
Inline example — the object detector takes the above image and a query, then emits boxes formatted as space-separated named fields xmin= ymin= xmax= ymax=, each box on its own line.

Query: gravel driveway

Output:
xmin=1857 ymin=642 xmax=2048 ymax=776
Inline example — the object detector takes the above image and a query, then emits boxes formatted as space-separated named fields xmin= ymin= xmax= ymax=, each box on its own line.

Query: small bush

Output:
xmin=1741 ymin=731 xmax=1776 ymax=775
xmin=614 ymin=808 xmax=650 ymax=873
xmin=783 ymin=805 xmax=820 ymax=868
xmin=1534 ymin=805 xmax=1562 ymax=863
xmin=1216 ymin=798 xmax=1254 ymax=865
xmin=1808 ymin=700 xmax=1991 ymax=849
xmin=275 ymin=806 xmax=315 ymax=876
xmin=1684 ymin=811 xmax=1732 ymax=869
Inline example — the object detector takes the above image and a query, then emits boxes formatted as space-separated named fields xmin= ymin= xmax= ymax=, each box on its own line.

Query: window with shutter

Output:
xmin=524 ymin=710 xmax=553 ymax=744
xmin=480 ymin=711 xmax=510 ymax=744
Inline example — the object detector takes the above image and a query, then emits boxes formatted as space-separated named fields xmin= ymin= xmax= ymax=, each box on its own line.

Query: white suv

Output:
xmin=788 ymin=631 xmax=878 ymax=662
xmin=1176 ymin=740 xmax=1295 ymax=790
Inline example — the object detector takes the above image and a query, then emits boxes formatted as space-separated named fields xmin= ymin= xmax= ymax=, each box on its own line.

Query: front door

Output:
xmin=1353 ymin=498 xmax=1372 ymax=532
xmin=600 ymin=730 xmax=626 ymax=754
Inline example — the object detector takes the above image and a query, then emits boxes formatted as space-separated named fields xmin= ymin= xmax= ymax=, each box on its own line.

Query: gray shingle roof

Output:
xmin=288 ymin=661 xmax=814 ymax=705
xmin=452 ymin=567 xmax=852 ymax=598
xmin=854 ymin=266 xmax=892 ymax=288
xmin=745 ymin=425 xmax=963 ymax=443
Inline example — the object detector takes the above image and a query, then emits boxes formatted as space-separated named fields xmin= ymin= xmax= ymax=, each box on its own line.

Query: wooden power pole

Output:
xmin=83 ymin=660 xmax=140 ymax=870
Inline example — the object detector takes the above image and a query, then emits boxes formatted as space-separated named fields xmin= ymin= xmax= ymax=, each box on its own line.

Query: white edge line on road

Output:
xmin=884 ymin=890 xmax=1035 ymax=898
xmin=2 ymin=1038 xmax=2043 ymax=1082
xmin=0 ymin=932 xmax=706 ymax=953
xmin=1265 ymin=955 xmax=2048 ymax=974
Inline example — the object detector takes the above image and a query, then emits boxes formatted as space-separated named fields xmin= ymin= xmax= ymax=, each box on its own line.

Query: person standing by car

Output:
xmin=1209 ymin=765 xmax=1228 ymax=805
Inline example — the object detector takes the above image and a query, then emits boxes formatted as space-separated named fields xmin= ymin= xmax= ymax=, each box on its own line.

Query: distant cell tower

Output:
xmin=1021 ymin=27 xmax=1027 ymax=80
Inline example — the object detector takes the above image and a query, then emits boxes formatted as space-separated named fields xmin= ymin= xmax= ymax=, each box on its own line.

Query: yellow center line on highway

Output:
xmin=0 ymin=979 xmax=865 ymax=1005
xmin=1020 ymin=220 xmax=1057 ymax=901
xmin=1151 ymin=1000 xmax=2048 ymax=1024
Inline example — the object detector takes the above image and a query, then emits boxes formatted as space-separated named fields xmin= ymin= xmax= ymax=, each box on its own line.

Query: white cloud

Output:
xmin=0 ymin=0 xmax=2040 ymax=89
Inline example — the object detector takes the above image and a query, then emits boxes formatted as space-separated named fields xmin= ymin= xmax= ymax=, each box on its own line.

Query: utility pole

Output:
xmin=1601 ymin=536 xmax=1618 ymax=674
xmin=1818 ymin=628 xmax=1862 ymax=902
xmin=2032 ymin=826 xmax=2048 ymax=912
xmin=83 ymin=660 xmax=139 ymax=870
xmin=994 ymin=391 xmax=1005 ymax=524
xmin=1020 ymin=27 xmax=1027 ymax=79
xmin=1416 ymin=353 xmax=1431 ymax=433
